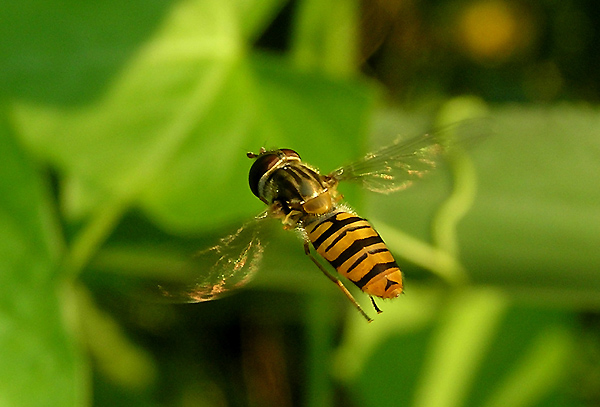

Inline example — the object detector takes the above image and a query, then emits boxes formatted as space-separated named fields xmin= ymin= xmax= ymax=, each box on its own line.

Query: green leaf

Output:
xmin=462 ymin=105 xmax=600 ymax=301
xmin=12 ymin=0 xmax=376 ymax=235
xmin=0 ymin=115 xmax=86 ymax=407
xmin=0 ymin=0 xmax=282 ymax=105
xmin=12 ymin=0 xmax=246 ymax=207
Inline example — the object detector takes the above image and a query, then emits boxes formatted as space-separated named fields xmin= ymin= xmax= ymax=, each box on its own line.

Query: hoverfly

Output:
xmin=160 ymin=119 xmax=487 ymax=322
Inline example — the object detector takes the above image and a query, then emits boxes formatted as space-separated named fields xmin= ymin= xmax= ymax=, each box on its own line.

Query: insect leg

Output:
xmin=369 ymin=296 xmax=383 ymax=314
xmin=303 ymin=241 xmax=373 ymax=323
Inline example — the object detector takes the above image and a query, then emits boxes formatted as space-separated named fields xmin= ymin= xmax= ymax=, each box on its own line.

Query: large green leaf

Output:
xmin=462 ymin=106 xmax=600 ymax=298
xmin=0 ymin=0 xmax=283 ymax=104
xmin=12 ymin=0 xmax=250 ymax=213
xmin=11 ymin=0 xmax=375 ymax=233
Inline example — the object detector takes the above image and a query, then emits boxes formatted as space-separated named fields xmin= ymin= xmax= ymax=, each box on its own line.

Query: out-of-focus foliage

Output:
xmin=360 ymin=0 xmax=600 ymax=103
xmin=1 ymin=0 xmax=599 ymax=407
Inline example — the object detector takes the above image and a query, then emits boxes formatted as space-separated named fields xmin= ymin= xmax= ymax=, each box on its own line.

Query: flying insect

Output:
xmin=160 ymin=119 xmax=486 ymax=322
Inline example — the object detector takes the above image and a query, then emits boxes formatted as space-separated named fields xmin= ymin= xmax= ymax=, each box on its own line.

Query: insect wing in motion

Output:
xmin=158 ymin=213 xmax=270 ymax=303
xmin=329 ymin=118 xmax=490 ymax=193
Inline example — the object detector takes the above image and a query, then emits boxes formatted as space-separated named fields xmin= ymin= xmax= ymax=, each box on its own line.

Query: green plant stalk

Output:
xmin=372 ymin=220 xmax=468 ymax=286
xmin=291 ymin=0 xmax=358 ymax=75
xmin=410 ymin=133 xmax=499 ymax=407
xmin=63 ymin=199 xmax=128 ymax=280
xmin=482 ymin=326 xmax=573 ymax=407
xmin=430 ymin=150 xmax=477 ymax=284
xmin=432 ymin=96 xmax=489 ymax=264
xmin=433 ymin=152 xmax=476 ymax=255
xmin=412 ymin=288 xmax=509 ymax=407
xmin=332 ymin=285 xmax=442 ymax=383
xmin=76 ymin=285 xmax=157 ymax=388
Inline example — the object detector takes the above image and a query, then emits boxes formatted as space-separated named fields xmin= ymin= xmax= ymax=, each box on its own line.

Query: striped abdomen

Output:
xmin=305 ymin=211 xmax=403 ymax=299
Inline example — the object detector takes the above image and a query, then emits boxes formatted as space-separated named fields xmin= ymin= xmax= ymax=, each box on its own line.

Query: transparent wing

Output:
xmin=158 ymin=212 xmax=272 ymax=302
xmin=329 ymin=118 xmax=490 ymax=193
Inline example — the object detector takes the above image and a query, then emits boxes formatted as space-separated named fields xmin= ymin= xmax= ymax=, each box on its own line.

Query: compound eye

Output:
xmin=280 ymin=148 xmax=300 ymax=160
xmin=248 ymin=153 xmax=280 ymax=198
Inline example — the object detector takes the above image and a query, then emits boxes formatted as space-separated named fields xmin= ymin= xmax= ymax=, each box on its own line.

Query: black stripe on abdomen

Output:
xmin=310 ymin=214 xmax=364 ymax=250
xmin=329 ymin=235 xmax=382 ymax=269
xmin=354 ymin=261 xmax=399 ymax=289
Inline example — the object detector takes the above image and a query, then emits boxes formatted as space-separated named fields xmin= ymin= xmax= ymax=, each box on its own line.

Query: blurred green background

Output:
xmin=1 ymin=0 xmax=599 ymax=406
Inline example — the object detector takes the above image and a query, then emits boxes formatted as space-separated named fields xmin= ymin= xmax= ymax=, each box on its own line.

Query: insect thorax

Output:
xmin=262 ymin=162 xmax=334 ymax=223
